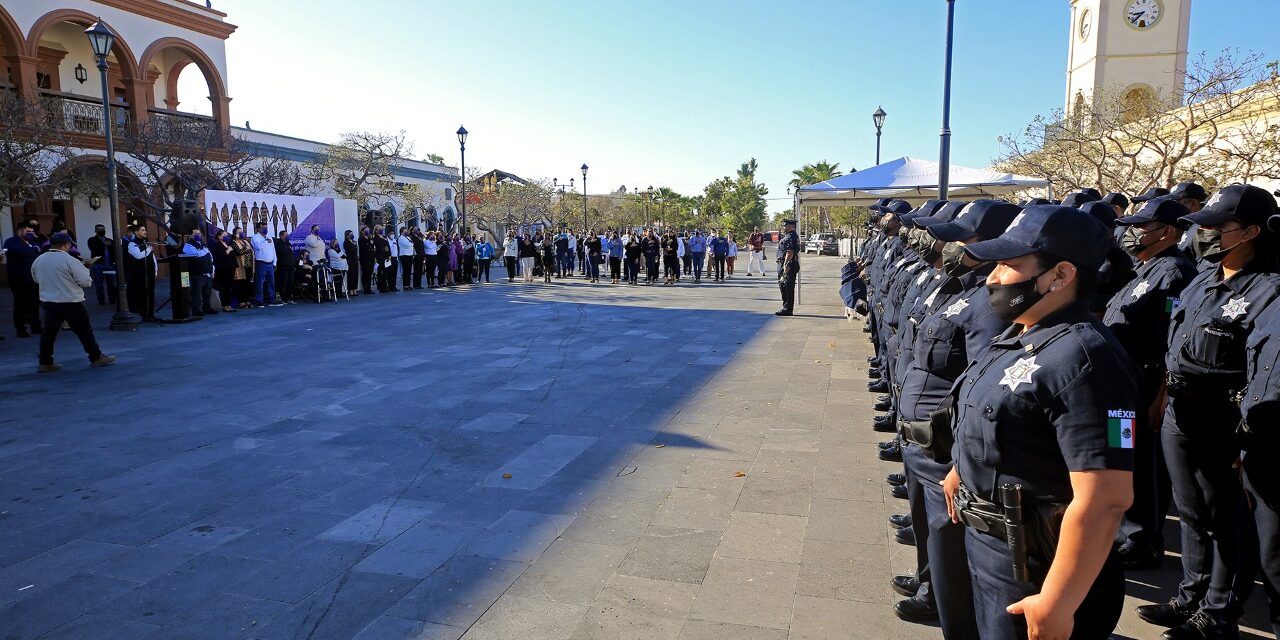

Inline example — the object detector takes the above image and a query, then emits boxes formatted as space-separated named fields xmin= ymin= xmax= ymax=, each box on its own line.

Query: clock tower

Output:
xmin=1065 ymin=0 xmax=1192 ymax=116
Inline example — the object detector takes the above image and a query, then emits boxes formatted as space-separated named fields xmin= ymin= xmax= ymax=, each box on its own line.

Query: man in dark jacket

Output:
xmin=272 ymin=231 xmax=297 ymax=303
xmin=86 ymin=224 xmax=117 ymax=305
xmin=358 ymin=227 xmax=376 ymax=294
xmin=4 ymin=222 xmax=43 ymax=336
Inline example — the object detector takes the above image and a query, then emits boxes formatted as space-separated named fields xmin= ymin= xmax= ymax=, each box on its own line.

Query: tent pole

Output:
xmin=795 ymin=189 xmax=802 ymax=306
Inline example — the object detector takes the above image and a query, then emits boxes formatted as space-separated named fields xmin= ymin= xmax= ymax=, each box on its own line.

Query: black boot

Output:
xmin=885 ymin=473 xmax=906 ymax=487
xmin=894 ymin=595 xmax=939 ymax=624
xmin=894 ymin=527 xmax=916 ymax=546
xmin=868 ymin=379 xmax=889 ymax=393
xmin=890 ymin=484 xmax=908 ymax=499
xmin=1162 ymin=612 xmax=1239 ymax=640
xmin=873 ymin=399 xmax=892 ymax=412
xmin=1136 ymin=600 xmax=1197 ymax=629
xmin=889 ymin=514 xmax=912 ymax=529
xmin=890 ymin=575 xmax=920 ymax=597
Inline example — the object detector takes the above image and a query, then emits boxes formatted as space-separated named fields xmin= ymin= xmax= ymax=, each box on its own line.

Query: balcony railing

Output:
xmin=146 ymin=107 xmax=219 ymax=145
xmin=41 ymin=91 xmax=129 ymax=136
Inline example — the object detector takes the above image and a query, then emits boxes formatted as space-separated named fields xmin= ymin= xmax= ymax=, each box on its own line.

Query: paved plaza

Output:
xmin=0 ymin=257 xmax=1271 ymax=640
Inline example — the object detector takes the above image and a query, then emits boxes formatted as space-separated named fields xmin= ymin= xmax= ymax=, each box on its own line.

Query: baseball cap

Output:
xmin=963 ymin=204 xmax=1110 ymax=270
xmin=1079 ymin=201 xmax=1120 ymax=229
xmin=882 ymin=199 xmax=912 ymax=215
xmin=49 ymin=231 xmax=74 ymax=245
xmin=912 ymin=200 xmax=967 ymax=229
xmin=929 ymin=200 xmax=1022 ymax=242
xmin=1101 ymin=192 xmax=1130 ymax=209
xmin=869 ymin=198 xmax=894 ymax=212
xmin=1181 ymin=184 xmax=1278 ymax=228
xmin=1061 ymin=190 xmax=1101 ymax=208
xmin=1168 ymin=181 xmax=1208 ymax=202
xmin=1021 ymin=198 xmax=1052 ymax=207
xmin=1115 ymin=196 xmax=1191 ymax=228
xmin=1131 ymin=187 xmax=1171 ymax=203
xmin=899 ymin=200 xmax=946 ymax=229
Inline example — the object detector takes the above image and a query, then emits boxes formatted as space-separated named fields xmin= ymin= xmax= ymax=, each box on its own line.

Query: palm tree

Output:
xmin=789 ymin=161 xmax=848 ymax=232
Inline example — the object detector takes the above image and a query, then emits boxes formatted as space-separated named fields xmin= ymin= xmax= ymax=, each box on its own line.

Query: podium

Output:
xmin=159 ymin=252 xmax=202 ymax=324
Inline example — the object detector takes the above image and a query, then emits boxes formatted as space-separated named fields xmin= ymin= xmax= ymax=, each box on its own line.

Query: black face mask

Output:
xmin=1195 ymin=227 xmax=1244 ymax=263
xmin=987 ymin=269 xmax=1050 ymax=323
xmin=1121 ymin=225 xmax=1165 ymax=259
xmin=941 ymin=242 xmax=971 ymax=276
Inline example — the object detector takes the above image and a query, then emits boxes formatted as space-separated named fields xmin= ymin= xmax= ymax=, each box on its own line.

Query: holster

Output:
xmin=900 ymin=402 xmax=955 ymax=463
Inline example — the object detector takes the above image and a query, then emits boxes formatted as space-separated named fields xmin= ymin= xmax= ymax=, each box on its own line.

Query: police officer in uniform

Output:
xmin=893 ymin=200 xmax=1022 ymax=636
xmin=1140 ymin=184 xmax=1280 ymax=639
xmin=1102 ymin=196 xmax=1199 ymax=570
xmin=943 ymin=204 xmax=1141 ymax=640
xmin=1242 ymin=258 xmax=1280 ymax=638
xmin=776 ymin=218 xmax=800 ymax=316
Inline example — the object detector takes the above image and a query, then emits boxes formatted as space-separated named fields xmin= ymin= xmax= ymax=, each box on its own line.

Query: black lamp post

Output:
xmin=456 ymin=126 xmax=468 ymax=234
xmin=938 ymin=0 xmax=956 ymax=200
xmin=580 ymin=163 xmax=589 ymax=232
xmin=86 ymin=19 xmax=138 ymax=331
xmin=872 ymin=106 xmax=887 ymax=165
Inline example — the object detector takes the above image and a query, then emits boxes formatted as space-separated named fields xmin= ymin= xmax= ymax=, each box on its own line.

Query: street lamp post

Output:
xmin=457 ymin=126 xmax=468 ymax=234
xmin=580 ymin=164 xmax=589 ymax=232
xmin=872 ymin=106 xmax=887 ymax=166
xmin=937 ymin=0 xmax=956 ymax=200
xmin=85 ymin=19 xmax=138 ymax=331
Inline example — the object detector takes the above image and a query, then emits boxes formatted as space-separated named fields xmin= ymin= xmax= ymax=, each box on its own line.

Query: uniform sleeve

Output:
xmin=1047 ymin=329 xmax=1140 ymax=473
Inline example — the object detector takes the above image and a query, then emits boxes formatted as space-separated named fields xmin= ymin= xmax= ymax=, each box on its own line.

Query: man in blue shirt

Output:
xmin=709 ymin=230 xmax=729 ymax=282
xmin=689 ymin=231 xmax=707 ymax=283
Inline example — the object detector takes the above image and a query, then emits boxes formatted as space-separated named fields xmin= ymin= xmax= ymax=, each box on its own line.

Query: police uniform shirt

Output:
xmin=1165 ymin=260 xmax=1280 ymax=390
xmin=777 ymin=230 xmax=800 ymax=271
xmin=892 ymin=266 xmax=945 ymax=376
xmin=884 ymin=259 xmax=926 ymax=331
xmin=1102 ymin=246 xmax=1198 ymax=393
xmin=954 ymin=299 xmax=1140 ymax=502
xmin=900 ymin=265 xmax=1008 ymax=424
xmin=1243 ymin=301 xmax=1280 ymax=440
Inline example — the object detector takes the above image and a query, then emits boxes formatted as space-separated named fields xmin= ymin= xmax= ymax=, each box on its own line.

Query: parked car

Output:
xmin=805 ymin=233 xmax=838 ymax=255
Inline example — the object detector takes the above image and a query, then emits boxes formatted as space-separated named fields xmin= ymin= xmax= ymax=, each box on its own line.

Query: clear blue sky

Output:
xmin=213 ymin=0 xmax=1280 ymax=212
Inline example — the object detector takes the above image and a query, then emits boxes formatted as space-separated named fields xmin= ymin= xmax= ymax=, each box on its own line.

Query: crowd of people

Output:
xmin=2 ymin=218 xmax=782 ymax=365
xmin=851 ymin=183 xmax=1279 ymax=639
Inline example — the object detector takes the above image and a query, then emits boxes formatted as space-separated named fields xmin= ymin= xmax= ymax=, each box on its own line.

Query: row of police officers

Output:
xmin=852 ymin=182 xmax=1279 ymax=640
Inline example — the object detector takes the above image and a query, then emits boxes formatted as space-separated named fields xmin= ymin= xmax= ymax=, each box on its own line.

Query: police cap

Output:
xmin=1079 ymin=201 xmax=1120 ymax=229
xmin=869 ymin=198 xmax=894 ymax=212
xmin=782 ymin=219 xmax=797 ymax=226
xmin=1169 ymin=181 xmax=1208 ymax=203
xmin=1061 ymin=190 xmax=1101 ymax=208
xmin=882 ymin=199 xmax=913 ymax=215
xmin=1131 ymin=186 xmax=1171 ymax=203
xmin=912 ymin=200 xmax=967 ymax=229
xmin=1101 ymin=192 xmax=1130 ymax=209
xmin=1181 ymin=184 xmax=1278 ymax=228
xmin=963 ymin=204 xmax=1110 ymax=270
xmin=1115 ymin=196 xmax=1191 ymax=228
xmin=929 ymin=200 xmax=1022 ymax=242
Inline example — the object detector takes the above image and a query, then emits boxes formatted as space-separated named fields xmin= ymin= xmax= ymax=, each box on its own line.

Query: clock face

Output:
xmin=1126 ymin=0 xmax=1162 ymax=29
xmin=1079 ymin=9 xmax=1092 ymax=40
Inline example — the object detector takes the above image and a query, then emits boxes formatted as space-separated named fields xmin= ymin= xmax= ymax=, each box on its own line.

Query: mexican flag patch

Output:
xmin=1165 ymin=297 xmax=1180 ymax=313
xmin=1107 ymin=410 xmax=1136 ymax=449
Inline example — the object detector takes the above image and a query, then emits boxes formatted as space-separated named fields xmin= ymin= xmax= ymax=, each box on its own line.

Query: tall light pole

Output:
xmin=456 ymin=126 xmax=468 ymax=234
xmin=872 ymin=106 xmax=887 ymax=166
xmin=647 ymin=185 xmax=653 ymax=226
xmin=86 ymin=19 xmax=138 ymax=331
xmin=580 ymin=163 xmax=589 ymax=232
xmin=938 ymin=0 xmax=956 ymax=200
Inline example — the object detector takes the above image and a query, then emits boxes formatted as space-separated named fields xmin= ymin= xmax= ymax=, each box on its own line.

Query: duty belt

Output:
xmin=1166 ymin=372 xmax=1235 ymax=400
xmin=955 ymin=485 xmax=1009 ymax=541
xmin=957 ymin=483 xmax=1032 ymax=582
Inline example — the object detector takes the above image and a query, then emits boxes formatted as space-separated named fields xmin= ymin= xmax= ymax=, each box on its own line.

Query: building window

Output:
xmin=1121 ymin=85 xmax=1157 ymax=123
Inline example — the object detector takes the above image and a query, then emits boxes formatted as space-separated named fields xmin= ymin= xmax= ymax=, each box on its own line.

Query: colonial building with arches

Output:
xmin=0 ymin=0 xmax=456 ymax=272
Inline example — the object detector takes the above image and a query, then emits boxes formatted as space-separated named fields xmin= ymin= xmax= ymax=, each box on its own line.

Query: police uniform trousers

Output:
xmin=1242 ymin=451 xmax=1280 ymax=636
xmin=967 ymin=528 xmax=1124 ymax=640
xmin=1115 ymin=412 xmax=1173 ymax=557
xmin=777 ymin=263 xmax=796 ymax=312
xmin=901 ymin=444 xmax=933 ymax=600
xmin=1162 ymin=393 xmax=1256 ymax=619
xmin=904 ymin=445 xmax=978 ymax=638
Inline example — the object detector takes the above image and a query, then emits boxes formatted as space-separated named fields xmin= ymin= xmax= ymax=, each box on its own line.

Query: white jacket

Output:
xmin=397 ymin=234 xmax=415 ymax=257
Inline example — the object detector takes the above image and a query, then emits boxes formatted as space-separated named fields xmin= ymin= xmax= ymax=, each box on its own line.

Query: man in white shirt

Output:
xmin=397 ymin=227 xmax=415 ymax=291
xmin=249 ymin=222 xmax=280 ymax=306
xmin=385 ymin=227 xmax=401 ymax=291
xmin=30 ymin=232 xmax=116 ymax=372
xmin=305 ymin=225 xmax=326 ymax=263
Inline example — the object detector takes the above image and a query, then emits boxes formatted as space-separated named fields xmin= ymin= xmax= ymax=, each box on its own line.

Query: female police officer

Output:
xmin=942 ymin=204 xmax=1141 ymax=639
xmin=1140 ymin=184 xmax=1280 ymax=640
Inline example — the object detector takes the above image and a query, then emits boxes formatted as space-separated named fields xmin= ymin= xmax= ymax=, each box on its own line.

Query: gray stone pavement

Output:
xmin=0 ymin=256 xmax=1272 ymax=639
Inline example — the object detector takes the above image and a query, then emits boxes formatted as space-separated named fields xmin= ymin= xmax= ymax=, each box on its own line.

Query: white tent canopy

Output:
xmin=796 ymin=156 xmax=1048 ymax=207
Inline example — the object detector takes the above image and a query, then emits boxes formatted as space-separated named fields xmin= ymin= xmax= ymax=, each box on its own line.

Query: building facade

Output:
xmin=1065 ymin=0 xmax=1192 ymax=114
xmin=0 ymin=0 xmax=457 ymax=254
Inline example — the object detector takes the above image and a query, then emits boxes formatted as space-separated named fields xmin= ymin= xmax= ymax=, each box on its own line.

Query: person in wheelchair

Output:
xmin=325 ymin=239 xmax=349 ymax=300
